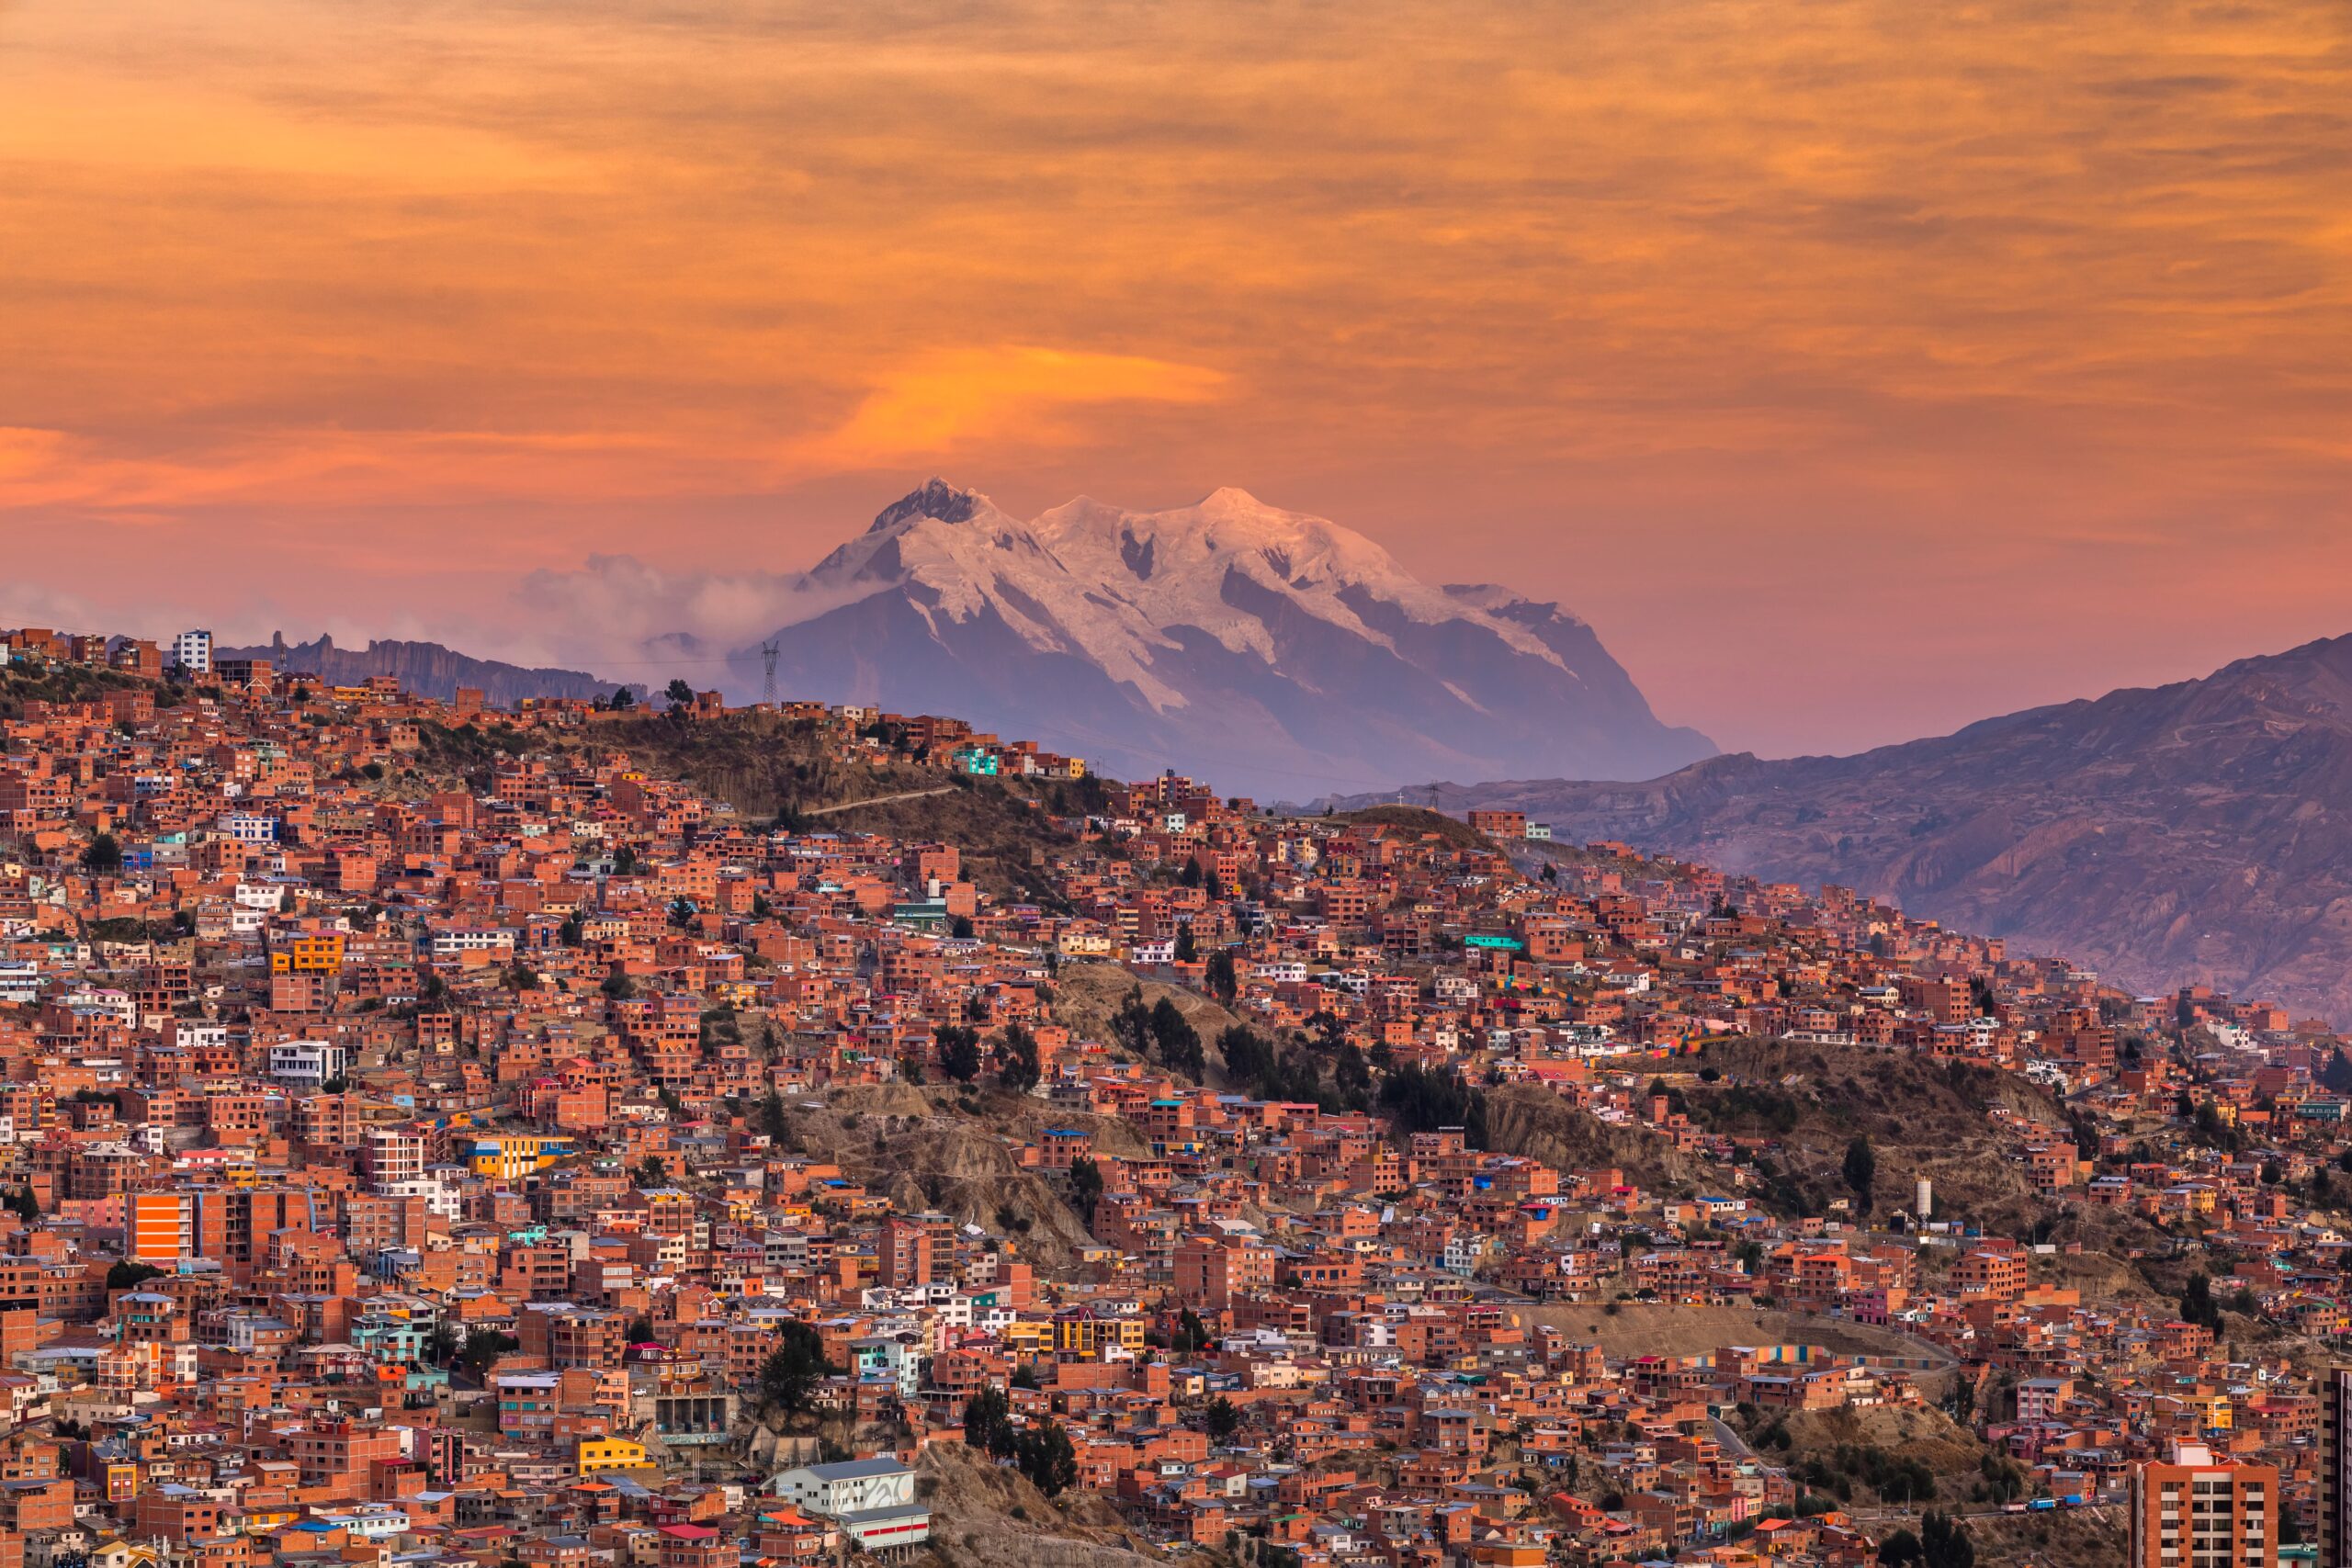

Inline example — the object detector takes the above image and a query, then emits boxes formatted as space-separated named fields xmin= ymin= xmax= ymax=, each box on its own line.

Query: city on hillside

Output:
xmin=0 ymin=625 xmax=2346 ymax=1568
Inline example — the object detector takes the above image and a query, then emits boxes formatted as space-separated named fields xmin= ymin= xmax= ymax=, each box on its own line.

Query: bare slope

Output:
xmin=1358 ymin=635 xmax=2352 ymax=1024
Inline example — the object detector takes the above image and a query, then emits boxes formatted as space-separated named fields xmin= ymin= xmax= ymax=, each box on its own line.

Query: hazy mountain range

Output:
xmin=215 ymin=634 xmax=616 ymax=708
xmin=1331 ymin=636 xmax=2352 ymax=1025
xmin=708 ymin=479 xmax=1713 ymax=796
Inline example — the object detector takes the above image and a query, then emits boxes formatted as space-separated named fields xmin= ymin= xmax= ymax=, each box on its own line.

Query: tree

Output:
xmin=502 ymin=962 xmax=537 ymax=992
xmin=107 ymin=1260 xmax=165 ymax=1292
xmin=1173 ymin=1306 xmax=1211 ymax=1356
xmin=1014 ymin=1419 xmax=1079 ymax=1497
xmin=760 ymin=1089 xmax=790 ymax=1144
xmin=1068 ymin=1155 xmax=1103 ymax=1224
xmin=1332 ymin=1041 xmax=1372 ymax=1110
xmin=1843 ymin=1135 xmax=1876 ymax=1213
xmin=1173 ymin=923 xmax=1198 ymax=964
xmin=601 ymin=969 xmax=637 ymax=1000
xmin=558 ymin=912 xmax=584 ymax=947
xmin=963 ymin=1385 xmax=1016 ymax=1457
xmin=1149 ymin=998 xmax=1204 ymax=1077
xmin=937 ymin=1024 xmax=984 ymax=1083
xmin=3 ymin=1187 xmax=39 ymax=1224
xmin=669 ymin=896 xmax=697 ymax=929
xmin=1379 ymin=1063 xmax=1486 ymax=1141
xmin=756 ymin=1322 xmax=835 ymax=1415
xmin=664 ymin=678 xmax=695 ymax=710
xmin=636 ymin=1156 xmax=668 ymax=1189
xmin=997 ymin=1024 xmax=1040 ymax=1095
xmin=1205 ymin=948 xmax=1238 ymax=1005
xmin=1919 ymin=1511 xmax=1973 ymax=1568
xmin=625 ymin=1314 xmax=656 ymax=1345
xmin=1204 ymin=1395 xmax=1240 ymax=1444
xmin=1876 ymin=1529 xmax=1923 ymax=1565
xmin=2181 ymin=1271 xmax=2223 ymax=1331
xmin=1110 ymin=988 xmax=1153 ymax=1058
xmin=611 ymin=843 xmax=639 ymax=875
xmin=85 ymin=832 xmax=123 ymax=874
xmin=1219 ymin=1026 xmax=1275 ymax=1089
xmin=456 ymin=1327 xmax=519 ymax=1378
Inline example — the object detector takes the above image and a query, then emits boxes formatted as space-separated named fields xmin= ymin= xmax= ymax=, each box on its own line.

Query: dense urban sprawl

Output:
xmin=1 ymin=625 xmax=2346 ymax=1568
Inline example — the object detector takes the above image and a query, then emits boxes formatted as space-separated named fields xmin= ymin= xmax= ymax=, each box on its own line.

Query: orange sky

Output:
xmin=3 ymin=0 xmax=2347 ymax=757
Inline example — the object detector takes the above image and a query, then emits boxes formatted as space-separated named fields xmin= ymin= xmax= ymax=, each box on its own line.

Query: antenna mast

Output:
xmin=760 ymin=640 xmax=780 ymax=705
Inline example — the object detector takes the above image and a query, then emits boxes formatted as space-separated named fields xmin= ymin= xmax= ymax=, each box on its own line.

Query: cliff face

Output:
xmin=1364 ymin=635 xmax=2352 ymax=1025
xmin=216 ymin=634 xmax=618 ymax=707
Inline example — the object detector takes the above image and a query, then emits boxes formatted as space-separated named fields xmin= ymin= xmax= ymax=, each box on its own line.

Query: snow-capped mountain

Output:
xmin=718 ymin=479 xmax=1713 ymax=796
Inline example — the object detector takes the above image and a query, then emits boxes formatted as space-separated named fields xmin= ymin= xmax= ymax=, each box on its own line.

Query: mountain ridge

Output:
xmin=1336 ymin=634 xmax=2352 ymax=1023
xmin=712 ymin=479 xmax=1712 ymax=796
xmin=215 ymin=633 xmax=619 ymax=708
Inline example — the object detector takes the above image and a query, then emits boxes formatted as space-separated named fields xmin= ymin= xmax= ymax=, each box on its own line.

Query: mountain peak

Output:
xmin=1196 ymin=485 xmax=1269 ymax=511
xmin=868 ymin=477 xmax=986 ymax=534
xmin=725 ymin=479 xmax=1713 ymax=797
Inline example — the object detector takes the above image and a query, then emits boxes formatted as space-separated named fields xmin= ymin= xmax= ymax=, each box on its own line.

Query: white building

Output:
xmin=171 ymin=630 xmax=213 ymax=675
xmin=220 ymin=812 xmax=278 ymax=845
xmin=766 ymin=1458 xmax=929 ymax=1552
xmin=431 ymin=927 xmax=516 ymax=958
xmin=267 ymin=1041 xmax=347 ymax=1086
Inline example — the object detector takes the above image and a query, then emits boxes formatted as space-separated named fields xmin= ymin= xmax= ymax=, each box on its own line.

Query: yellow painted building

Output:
xmin=270 ymin=932 xmax=346 ymax=975
xmin=1055 ymin=1314 xmax=1145 ymax=1355
xmin=576 ymin=1437 xmax=649 ymax=1474
xmin=469 ymin=1134 xmax=572 ymax=1179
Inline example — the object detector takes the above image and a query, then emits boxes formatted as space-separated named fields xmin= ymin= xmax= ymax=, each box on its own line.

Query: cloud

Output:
xmin=0 ymin=424 xmax=725 ymax=514
xmin=503 ymin=555 xmax=824 ymax=680
xmin=2 ymin=0 xmax=2346 ymax=756
xmin=797 ymin=346 xmax=1227 ymax=468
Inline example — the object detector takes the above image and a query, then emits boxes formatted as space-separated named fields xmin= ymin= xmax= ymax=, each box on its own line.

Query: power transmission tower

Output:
xmin=760 ymin=640 xmax=780 ymax=705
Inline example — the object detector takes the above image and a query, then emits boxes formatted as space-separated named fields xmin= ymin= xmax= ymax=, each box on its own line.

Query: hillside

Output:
xmin=546 ymin=712 xmax=1104 ymax=907
xmin=1049 ymin=964 xmax=1247 ymax=1084
xmin=916 ymin=1441 xmax=1163 ymax=1568
xmin=1350 ymin=634 xmax=2352 ymax=1024
xmin=1674 ymin=1038 xmax=2081 ymax=1233
xmin=775 ymin=1083 xmax=1128 ymax=1272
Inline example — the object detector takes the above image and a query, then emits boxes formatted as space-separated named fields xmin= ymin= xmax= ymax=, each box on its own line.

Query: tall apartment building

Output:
xmin=2321 ymin=1367 xmax=2352 ymax=1567
xmin=126 ymin=1192 xmax=195 ymax=1265
xmin=2127 ymin=1439 xmax=2276 ymax=1568
xmin=171 ymin=629 xmax=213 ymax=675
xmin=362 ymin=1127 xmax=429 ymax=1192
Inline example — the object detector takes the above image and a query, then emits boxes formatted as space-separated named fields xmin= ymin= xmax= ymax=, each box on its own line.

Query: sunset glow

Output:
xmin=4 ymin=0 xmax=2347 ymax=751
